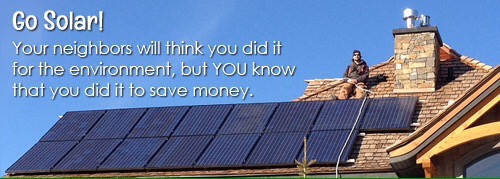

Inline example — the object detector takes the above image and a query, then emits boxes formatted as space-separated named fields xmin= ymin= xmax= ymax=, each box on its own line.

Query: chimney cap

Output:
xmin=392 ymin=26 xmax=443 ymax=47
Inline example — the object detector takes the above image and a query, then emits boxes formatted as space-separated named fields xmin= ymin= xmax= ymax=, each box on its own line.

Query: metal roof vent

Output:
xmin=403 ymin=8 xmax=431 ymax=28
xmin=403 ymin=8 xmax=418 ymax=28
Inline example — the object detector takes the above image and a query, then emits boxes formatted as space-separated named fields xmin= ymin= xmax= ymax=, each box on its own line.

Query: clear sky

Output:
xmin=1 ymin=0 xmax=498 ymax=174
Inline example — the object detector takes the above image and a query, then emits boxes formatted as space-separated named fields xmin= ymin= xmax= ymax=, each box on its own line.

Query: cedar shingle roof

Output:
xmin=292 ymin=44 xmax=494 ymax=173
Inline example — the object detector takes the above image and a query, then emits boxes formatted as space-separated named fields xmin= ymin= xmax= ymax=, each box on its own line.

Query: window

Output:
xmin=465 ymin=151 xmax=500 ymax=177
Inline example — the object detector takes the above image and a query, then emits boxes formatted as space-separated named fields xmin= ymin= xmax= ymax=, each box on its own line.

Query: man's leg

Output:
xmin=338 ymin=83 xmax=354 ymax=100
xmin=354 ymin=83 xmax=367 ymax=99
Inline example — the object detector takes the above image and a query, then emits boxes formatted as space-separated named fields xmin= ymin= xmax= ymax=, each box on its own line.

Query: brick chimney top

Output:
xmin=393 ymin=26 xmax=443 ymax=93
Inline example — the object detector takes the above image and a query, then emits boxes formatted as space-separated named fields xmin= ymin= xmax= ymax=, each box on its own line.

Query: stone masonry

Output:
xmin=393 ymin=27 xmax=442 ymax=93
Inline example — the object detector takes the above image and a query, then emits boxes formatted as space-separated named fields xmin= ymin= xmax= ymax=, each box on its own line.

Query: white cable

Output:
xmin=335 ymin=94 xmax=370 ymax=178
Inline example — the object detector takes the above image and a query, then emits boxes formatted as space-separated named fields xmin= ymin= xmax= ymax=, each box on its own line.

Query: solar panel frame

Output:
xmin=172 ymin=104 xmax=233 ymax=136
xmin=218 ymin=103 xmax=277 ymax=134
xmin=195 ymin=134 xmax=260 ymax=168
xmin=6 ymin=141 xmax=78 ymax=174
xmin=85 ymin=108 xmax=147 ymax=139
xmin=312 ymin=100 xmax=365 ymax=131
xmin=264 ymin=102 xmax=323 ymax=133
xmin=245 ymin=132 xmax=307 ymax=167
xmin=146 ymin=136 xmax=213 ymax=169
xmin=40 ymin=110 xmax=105 ymax=141
xmin=297 ymin=130 xmax=359 ymax=164
xmin=128 ymin=106 xmax=189 ymax=138
xmin=52 ymin=139 xmax=122 ymax=172
xmin=360 ymin=97 xmax=417 ymax=131
xmin=98 ymin=138 xmax=166 ymax=171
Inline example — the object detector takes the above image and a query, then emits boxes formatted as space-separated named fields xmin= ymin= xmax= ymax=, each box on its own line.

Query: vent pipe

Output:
xmin=403 ymin=8 xmax=431 ymax=28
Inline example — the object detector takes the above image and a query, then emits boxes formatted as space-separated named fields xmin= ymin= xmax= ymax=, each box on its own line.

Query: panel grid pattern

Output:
xmin=147 ymin=136 xmax=213 ymax=169
xmin=85 ymin=108 xmax=147 ymax=139
xmin=9 ymin=97 xmax=418 ymax=174
xmin=360 ymin=97 xmax=417 ymax=130
xmin=41 ymin=110 xmax=105 ymax=141
xmin=218 ymin=103 xmax=277 ymax=134
xmin=313 ymin=100 xmax=364 ymax=131
xmin=128 ymin=107 xmax=189 ymax=138
xmin=6 ymin=141 xmax=78 ymax=173
xmin=245 ymin=132 xmax=307 ymax=166
xmin=173 ymin=105 xmax=232 ymax=136
xmin=297 ymin=130 xmax=358 ymax=164
xmin=52 ymin=139 xmax=122 ymax=172
xmin=99 ymin=138 xmax=166 ymax=170
xmin=265 ymin=102 xmax=323 ymax=132
xmin=196 ymin=134 xmax=260 ymax=167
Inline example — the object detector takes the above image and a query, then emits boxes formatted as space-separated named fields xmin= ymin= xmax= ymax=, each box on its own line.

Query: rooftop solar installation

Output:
xmin=196 ymin=134 xmax=260 ymax=167
xmin=265 ymin=102 xmax=323 ymax=132
xmin=218 ymin=103 xmax=277 ymax=134
xmin=172 ymin=105 xmax=233 ymax=136
xmin=52 ymin=139 xmax=122 ymax=172
xmin=6 ymin=141 xmax=78 ymax=173
xmin=297 ymin=130 xmax=358 ymax=164
xmin=99 ymin=138 xmax=166 ymax=171
xmin=146 ymin=136 xmax=213 ymax=169
xmin=128 ymin=106 xmax=189 ymax=138
xmin=7 ymin=97 xmax=418 ymax=175
xmin=312 ymin=100 xmax=364 ymax=131
xmin=245 ymin=132 xmax=307 ymax=166
xmin=40 ymin=110 xmax=105 ymax=141
xmin=85 ymin=108 xmax=147 ymax=139
xmin=360 ymin=97 xmax=417 ymax=131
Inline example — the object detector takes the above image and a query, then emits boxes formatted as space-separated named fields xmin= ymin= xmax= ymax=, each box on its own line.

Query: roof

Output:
xmin=386 ymin=67 xmax=499 ymax=177
xmin=5 ymin=44 xmax=496 ymax=178
xmin=292 ymin=44 xmax=495 ymax=176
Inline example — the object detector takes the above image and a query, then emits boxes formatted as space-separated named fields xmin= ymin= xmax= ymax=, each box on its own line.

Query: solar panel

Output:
xmin=52 ymin=139 xmax=122 ymax=172
xmin=297 ymin=130 xmax=358 ymax=164
xmin=265 ymin=102 xmax=323 ymax=132
xmin=147 ymin=136 xmax=213 ymax=169
xmin=40 ymin=110 xmax=105 ymax=141
xmin=6 ymin=141 xmax=78 ymax=174
xmin=85 ymin=108 xmax=147 ymax=139
xmin=313 ymin=100 xmax=365 ymax=131
xmin=99 ymin=138 xmax=166 ymax=171
xmin=245 ymin=132 xmax=307 ymax=166
xmin=128 ymin=107 xmax=189 ymax=138
xmin=218 ymin=103 xmax=277 ymax=134
xmin=360 ymin=97 xmax=417 ymax=131
xmin=172 ymin=105 xmax=233 ymax=136
xmin=196 ymin=134 xmax=260 ymax=167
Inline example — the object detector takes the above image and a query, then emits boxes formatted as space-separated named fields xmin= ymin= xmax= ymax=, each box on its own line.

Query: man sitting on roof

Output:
xmin=336 ymin=50 xmax=369 ymax=100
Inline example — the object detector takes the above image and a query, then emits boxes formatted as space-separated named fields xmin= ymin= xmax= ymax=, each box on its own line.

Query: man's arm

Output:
xmin=343 ymin=65 xmax=350 ymax=78
xmin=356 ymin=65 xmax=369 ymax=83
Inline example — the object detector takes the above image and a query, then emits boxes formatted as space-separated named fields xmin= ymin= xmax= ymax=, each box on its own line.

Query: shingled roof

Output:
xmin=5 ymin=44 xmax=495 ymax=178
xmin=293 ymin=44 xmax=494 ymax=173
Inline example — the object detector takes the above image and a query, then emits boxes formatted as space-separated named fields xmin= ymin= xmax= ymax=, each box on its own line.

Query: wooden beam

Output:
xmin=416 ymin=92 xmax=499 ymax=164
xmin=422 ymin=158 xmax=435 ymax=178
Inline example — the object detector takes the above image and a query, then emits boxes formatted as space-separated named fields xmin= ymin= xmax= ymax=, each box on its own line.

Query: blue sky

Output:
xmin=1 ymin=1 xmax=498 ymax=174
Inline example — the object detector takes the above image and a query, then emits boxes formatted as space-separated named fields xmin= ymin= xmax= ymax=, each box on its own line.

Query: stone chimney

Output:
xmin=393 ymin=27 xmax=443 ymax=93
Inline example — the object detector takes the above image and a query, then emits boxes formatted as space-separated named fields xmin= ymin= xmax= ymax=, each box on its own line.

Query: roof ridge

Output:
xmin=294 ymin=80 xmax=343 ymax=101
xmin=459 ymin=56 xmax=495 ymax=71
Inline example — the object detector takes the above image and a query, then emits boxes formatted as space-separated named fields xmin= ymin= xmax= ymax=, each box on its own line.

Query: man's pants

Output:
xmin=338 ymin=82 xmax=367 ymax=100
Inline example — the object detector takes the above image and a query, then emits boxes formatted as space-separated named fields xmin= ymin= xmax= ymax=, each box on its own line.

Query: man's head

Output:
xmin=352 ymin=50 xmax=362 ymax=62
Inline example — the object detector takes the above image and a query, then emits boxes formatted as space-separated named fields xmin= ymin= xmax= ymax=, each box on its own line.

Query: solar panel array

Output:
xmin=7 ymin=97 xmax=417 ymax=174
